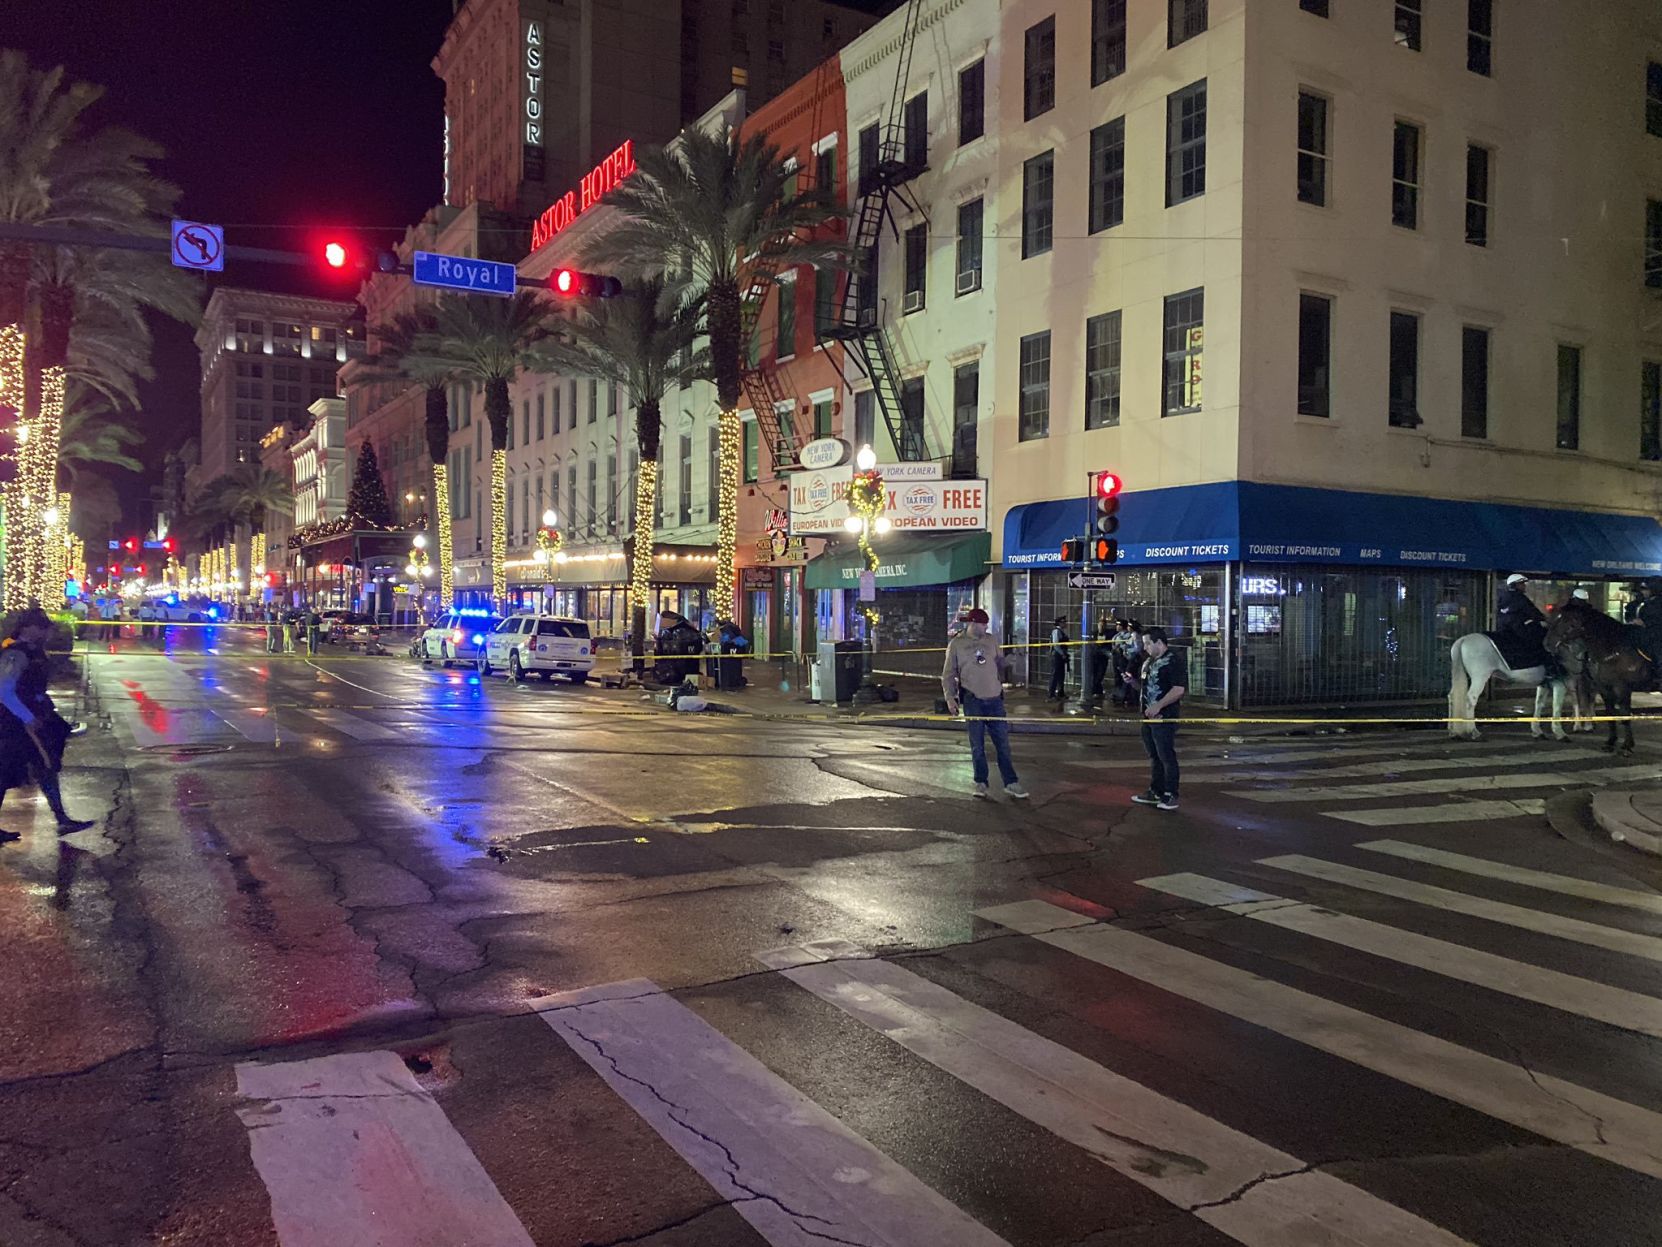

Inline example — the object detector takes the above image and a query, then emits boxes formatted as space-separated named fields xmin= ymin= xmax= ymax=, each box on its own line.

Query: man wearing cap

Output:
xmin=941 ymin=608 xmax=1029 ymax=800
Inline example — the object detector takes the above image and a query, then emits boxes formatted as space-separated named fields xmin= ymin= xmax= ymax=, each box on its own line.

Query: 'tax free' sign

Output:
xmin=789 ymin=470 xmax=988 ymax=534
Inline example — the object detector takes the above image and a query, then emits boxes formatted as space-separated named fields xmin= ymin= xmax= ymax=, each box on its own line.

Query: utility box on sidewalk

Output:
xmin=817 ymin=641 xmax=863 ymax=705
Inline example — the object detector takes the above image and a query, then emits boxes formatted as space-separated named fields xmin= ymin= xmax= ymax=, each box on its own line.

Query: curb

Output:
xmin=1590 ymin=786 xmax=1662 ymax=857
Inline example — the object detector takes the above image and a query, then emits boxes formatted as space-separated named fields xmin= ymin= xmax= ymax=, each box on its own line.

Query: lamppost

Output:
xmin=405 ymin=533 xmax=432 ymax=624
xmin=532 ymin=509 xmax=563 ymax=566
xmin=844 ymin=444 xmax=890 ymax=705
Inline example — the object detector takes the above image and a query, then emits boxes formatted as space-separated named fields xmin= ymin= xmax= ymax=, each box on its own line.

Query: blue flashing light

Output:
xmin=207 ymin=607 xmax=220 ymax=620
xmin=166 ymin=593 xmax=180 ymax=606
xmin=471 ymin=633 xmax=485 ymax=646
xmin=456 ymin=608 xmax=494 ymax=618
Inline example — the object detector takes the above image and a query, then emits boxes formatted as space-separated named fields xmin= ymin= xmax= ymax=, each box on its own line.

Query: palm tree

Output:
xmin=360 ymin=308 xmax=458 ymax=606
xmin=532 ymin=274 xmax=706 ymax=668
xmin=411 ymin=293 xmax=555 ymax=606
xmin=58 ymin=392 xmax=143 ymax=483
xmin=219 ymin=463 xmax=294 ymax=592
xmin=594 ymin=126 xmax=845 ymax=618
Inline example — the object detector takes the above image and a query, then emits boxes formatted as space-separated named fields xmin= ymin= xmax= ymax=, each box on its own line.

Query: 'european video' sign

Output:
xmin=789 ymin=467 xmax=988 ymax=535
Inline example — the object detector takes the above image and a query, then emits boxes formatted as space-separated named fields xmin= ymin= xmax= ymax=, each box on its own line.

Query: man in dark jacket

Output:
xmin=1495 ymin=573 xmax=1548 ymax=667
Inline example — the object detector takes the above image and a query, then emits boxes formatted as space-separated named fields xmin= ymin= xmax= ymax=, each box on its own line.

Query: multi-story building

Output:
xmin=193 ymin=289 xmax=363 ymax=486
xmin=980 ymin=0 xmax=1662 ymax=706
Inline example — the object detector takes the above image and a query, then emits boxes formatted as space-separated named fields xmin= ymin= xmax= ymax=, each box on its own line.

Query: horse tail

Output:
xmin=1449 ymin=636 xmax=1471 ymax=733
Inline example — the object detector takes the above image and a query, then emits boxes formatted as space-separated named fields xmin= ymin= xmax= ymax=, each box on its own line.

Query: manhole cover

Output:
xmin=138 ymin=743 xmax=235 ymax=757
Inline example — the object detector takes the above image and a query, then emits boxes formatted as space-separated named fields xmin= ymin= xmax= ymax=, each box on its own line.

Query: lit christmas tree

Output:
xmin=346 ymin=441 xmax=395 ymax=528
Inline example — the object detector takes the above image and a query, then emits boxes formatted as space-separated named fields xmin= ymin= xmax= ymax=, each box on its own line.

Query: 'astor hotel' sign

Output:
xmin=530 ymin=140 xmax=637 ymax=250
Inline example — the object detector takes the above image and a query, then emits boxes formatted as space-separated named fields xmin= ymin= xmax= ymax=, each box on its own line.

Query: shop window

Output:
xmin=1162 ymin=288 xmax=1204 ymax=416
xmin=1166 ymin=80 xmax=1207 ymax=206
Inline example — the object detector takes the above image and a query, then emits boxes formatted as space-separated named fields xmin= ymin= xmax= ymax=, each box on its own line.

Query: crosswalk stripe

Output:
xmin=1259 ymin=855 xmax=1662 ymax=963
xmin=976 ymin=899 xmax=1662 ymax=1181
xmin=234 ymin=1050 xmax=534 ymax=1247
xmin=1217 ymin=750 xmax=1602 ymax=782
xmin=216 ymin=709 xmax=278 ymax=743
xmin=1323 ymin=799 xmax=1546 ymax=825
xmin=533 ymin=978 xmax=1009 ymax=1247
xmin=761 ymin=942 xmax=1475 ymax=1247
xmin=1357 ymin=840 xmax=1662 ymax=915
xmin=299 ymin=708 xmax=404 ymax=742
xmin=1139 ymin=873 xmax=1662 ymax=1037
xmin=1227 ymin=762 xmax=1659 ymax=803
xmin=1095 ymin=739 xmax=1467 ymax=770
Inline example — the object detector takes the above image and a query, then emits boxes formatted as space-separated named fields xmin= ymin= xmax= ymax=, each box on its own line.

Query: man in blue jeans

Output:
xmin=941 ymin=608 xmax=1029 ymax=800
xmin=1122 ymin=626 xmax=1186 ymax=811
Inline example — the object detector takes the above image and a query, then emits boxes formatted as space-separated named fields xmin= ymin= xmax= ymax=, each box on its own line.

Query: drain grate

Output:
xmin=138 ymin=743 xmax=235 ymax=757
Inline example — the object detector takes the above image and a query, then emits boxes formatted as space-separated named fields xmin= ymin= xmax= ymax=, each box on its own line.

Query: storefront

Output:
xmin=500 ymin=542 xmax=718 ymax=640
xmin=292 ymin=528 xmax=421 ymax=618
xmin=1002 ymin=482 xmax=1662 ymax=708
xmin=806 ymin=532 xmax=991 ymax=683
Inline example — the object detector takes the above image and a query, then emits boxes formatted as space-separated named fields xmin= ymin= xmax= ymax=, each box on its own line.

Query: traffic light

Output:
xmin=1093 ymin=471 xmax=1121 ymax=536
xmin=551 ymin=268 xmax=622 ymax=298
xmin=1091 ymin=536 xmax=1119 ymax=565
xmin=161 ymin=537 xmax=176 ymax=554
xmin=1060 ymin=537 xmax=1085 ymax=564
xmin=323 ymin=241 xmax=349 ymax=269
xmin=122 ymin=537 xmax=138 ymax=553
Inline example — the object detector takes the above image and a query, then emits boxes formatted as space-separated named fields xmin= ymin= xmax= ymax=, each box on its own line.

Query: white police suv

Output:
xmin=477 ymin=612 xmax=595 ymax=683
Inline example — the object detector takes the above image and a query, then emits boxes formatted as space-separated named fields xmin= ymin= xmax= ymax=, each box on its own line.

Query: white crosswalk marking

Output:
xmin=299 ymin=708 xmax=404 ymax=742
xmin=234 ymin=1050 xmax=534 ymax=1247
xmin=975 ymin=899 xmax=1662 ymax=1181
xmin=215 ymin=709 xmax=278 ymax=744
xmin=1358 ymin=840 xmax=1662 ymax=915
xmin=1139 ymin=873 xmax=1662 ymax=1037
xmin=761 ymin=942 xmax=1476 ymax=1247
xmin=1217 ymin=750 xmax=1602 ymax=782
xmin=1227 ymin=762 xmax=1660 ymax=803
xmin=533 ymin=978 xmax=1009 ymax=1247
xmin=1323 ymin=798 xmax=1546 ymax=825
xmin=1259 ymin=854 xmax=1662 ymax=963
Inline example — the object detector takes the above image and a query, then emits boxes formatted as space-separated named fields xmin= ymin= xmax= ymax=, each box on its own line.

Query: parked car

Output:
xmin=419 ymin=609 xmax=500 ymax=667
xmin=478 ymin=613 xmax=594 ymax=683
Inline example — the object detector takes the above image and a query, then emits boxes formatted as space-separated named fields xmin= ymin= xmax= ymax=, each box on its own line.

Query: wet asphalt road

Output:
xmin=5 ymin=626 xmax=1662 ymax=1246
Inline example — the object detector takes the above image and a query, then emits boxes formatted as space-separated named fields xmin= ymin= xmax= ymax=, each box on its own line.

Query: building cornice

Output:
xmin=843 ymin=0 xmax=967 ymax=85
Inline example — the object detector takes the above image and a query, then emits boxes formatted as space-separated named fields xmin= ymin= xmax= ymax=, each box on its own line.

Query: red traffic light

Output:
xmin=264 ymin=571 xmax=279 ymax=588
xmin=551 ymin=268 xmax=623 ymax=298
xmin=1060 ymin=538 xmax=1085 ymax=563
xmin=323 ymin=241 xmax=349 ymax=269
xmin=123 ymin=537 xmax=138 ymax=553
xmin=161 ymin=537 xmax=176 ymax=553
xmin=1094 ymin=472 xmax=1123 ymax=499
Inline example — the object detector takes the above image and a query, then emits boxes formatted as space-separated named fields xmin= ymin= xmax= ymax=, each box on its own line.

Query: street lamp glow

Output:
xmin=874 ymin=516 xmax=892 ymax=534
xmin=855 ymin=444 xmax=877 ymax=471
xmin=405 ymin=563 xmax=419 ymax=576
xmin=531 ymin=547 xmax=549 ymax=564
xmin=844 ymin=515 xmax=864 ymax=534
xmin=542 ymin=509 xmax=558 ymax=528
xmin=553 ymin=550 xmax=569 ymax=564
xmin=412 ymin=533 xmax=428 ymax=550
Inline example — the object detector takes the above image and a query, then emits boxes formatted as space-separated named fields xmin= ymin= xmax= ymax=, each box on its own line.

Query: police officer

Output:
xmin=1497 ymin=573 xmax=1548 ymax=662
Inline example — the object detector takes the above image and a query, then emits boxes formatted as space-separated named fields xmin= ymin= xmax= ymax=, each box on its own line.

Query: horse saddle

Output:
xmin=1483 ymin=630 xmax=1549 ymax=671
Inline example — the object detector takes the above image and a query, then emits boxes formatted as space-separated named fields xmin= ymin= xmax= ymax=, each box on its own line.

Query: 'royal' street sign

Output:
xmin=412 ymin=251 xmax=518 ymax=298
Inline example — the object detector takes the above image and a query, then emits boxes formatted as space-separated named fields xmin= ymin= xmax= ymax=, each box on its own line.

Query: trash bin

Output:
xmin=817 ymin=640 xmax=864 ymax=704
xmin=704 ymin=654 xmax=745 ymax=689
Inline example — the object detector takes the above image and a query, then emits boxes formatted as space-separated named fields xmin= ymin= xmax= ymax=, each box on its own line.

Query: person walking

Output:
xmin=0 ymin=607 xmax=96 ymax=843
xmin=285 ymin=612 xmax=300 ymax=654
xmin=1047 ymin=615 xmax=1069 ymax=701
xmin=1122 ymin=626 xmax=1187 ymax=812
xmin=941 ymin=607 xmax=1028 ymax=801
xmin=306 ymin=608 xmax=323 ymax=655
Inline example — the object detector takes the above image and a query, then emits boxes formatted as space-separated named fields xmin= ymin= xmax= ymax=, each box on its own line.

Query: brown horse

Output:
xmin=1544 ymin=603 xmax=1654 ymax=754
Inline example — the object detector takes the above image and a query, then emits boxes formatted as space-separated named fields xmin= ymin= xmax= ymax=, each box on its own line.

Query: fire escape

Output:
xmin=817 ymin=0 xmax=934 ymax=463
xmin=737 ymin=254 xmax=798 ymax=471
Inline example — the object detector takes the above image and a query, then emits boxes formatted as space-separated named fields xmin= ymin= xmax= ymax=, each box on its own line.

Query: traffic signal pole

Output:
xmin=0 ymin=222 xmax=327 ymax=269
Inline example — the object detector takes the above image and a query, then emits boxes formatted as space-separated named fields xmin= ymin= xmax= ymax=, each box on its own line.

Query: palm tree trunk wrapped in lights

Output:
xmin=716 ymin=409 xmax=742 ymax=614
xmin=630 ymin=458 xmax=658 ymax=626
xmin=489 ymin=447 xmax=507 ymax=605
xmin=432 ymin=461 xmax=454 ymax=609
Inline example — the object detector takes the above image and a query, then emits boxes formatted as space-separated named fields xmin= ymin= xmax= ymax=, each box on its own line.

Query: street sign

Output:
xmin=1067 ymin=571 xmax=1117 ymax=590
xmin=411 ymin=250 xmax=517 ymax=298
xmin=170 ymin=219 xmax=224 ymax=271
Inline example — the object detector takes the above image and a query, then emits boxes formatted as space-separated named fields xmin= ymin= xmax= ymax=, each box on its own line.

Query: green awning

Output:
xmin=805 ymin=532 xmax=992 ymax=591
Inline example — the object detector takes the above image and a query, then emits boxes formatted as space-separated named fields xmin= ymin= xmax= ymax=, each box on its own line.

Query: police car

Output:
xmin=419 ymin=608 xmax=500 ymax=667
xmin=477 ymin=612 xmax=594 ymax=683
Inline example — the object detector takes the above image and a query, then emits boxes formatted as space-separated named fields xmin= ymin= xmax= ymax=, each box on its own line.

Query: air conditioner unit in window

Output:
xmin=902 ymin=289 xmax=925 ymax=313
xmin=956 ymin=269 xmax=982 ymax=295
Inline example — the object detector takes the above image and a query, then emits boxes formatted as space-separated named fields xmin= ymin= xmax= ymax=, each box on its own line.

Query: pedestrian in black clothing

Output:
xmin=0 ymin=608 xmax=95 ymax=842
xmin=1047 ymin=615 xmax=1069 ymax=700
xmin=1123 ymin=626 xmax=1187 ymax=812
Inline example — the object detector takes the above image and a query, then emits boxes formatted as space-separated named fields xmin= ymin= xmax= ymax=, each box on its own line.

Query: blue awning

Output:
xmin=1002 ymin=481 xmax=1662 ymax=577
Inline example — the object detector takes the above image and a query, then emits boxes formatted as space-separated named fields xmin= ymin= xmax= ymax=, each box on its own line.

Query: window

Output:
xmin=777 ymin=277 xmax=796 ymax=356
xmin=854 ymin=389 xmax=875 ymax=449
xmin=1162 ymin=289 xmax=1205 ymax=416
xmin=1465 ymin=145 xmax=1491 ymax=246
xmin=588 ymin=378 xmax=598 ymax=422
xmin=814 ymin=397 xmax=834 ymax=437
xmin=1642 ymin=361 xmax=1661 ymax=461
xmin=1089 ymin=117 xmax=1126 ymax=233
xmin=959 ymin=59 xmax=985 ymax=144
xmin=1019 ymin=331 xmax=1051 ymax=441
xmin=1092 ymin=0 xmax=1126 ymax=85
xmin=815 ymin=142 xmax=837 ymax=196
xmin=904 ymin=92 xmax=928 ymax=169
xmin=1467 ymin=0 xmax=1493 ymax=75
xmin=678 ymin=434 xmax=693 ymax=525
xmin=1022 ymin=151 xmax=1055 ymax=258
xmin=1557 ymin=344 xmax=1582 ymax=450
xmin=1648 ymin=199 xmax=1662 ymax=288
xmin=1085 ymin=311 xmax=1123 ymax=429
xmin=585 ymin=459 xmax=598 ymax=535
xmin=1300 ymin=0 xmax=1329 ymax=14
xmin=1394 ymin=0 xmax=1422 ymax=50
xmin=743 ymin=419 xmax=759 ymax=482
xmin=1392 ymin=121 xmax=1421 ymax=229
xmin=953 ymin=363 xmax=978 ymax=431
xmin=551 ymin=386 xmax=561 ymax=434
xmin=538 ymin=394 xmax=548 ymax=440
xmin=522 ymin=400 xmax=531 ymax=446
xmin=1462 ymin=326 xmax=1490 ymax=439
xmin=1166 ymin=80 xmax=1207 ymax=206
xmin=903 ymin=224 xmax=927 ymax=311
xmin=1297 ymin=92 xmax=1329 ymax=206
xmin=956 ymin=198 xmax=983 ymax=293
xmin=1024 ymin=16 xmax=1056 ymax=120
xmin=900 ymin=379 xmax=925 ymax=458
xmin=1297 ymin=294 xmax=1332 ymax=418
xmin=856 ymin=240 xmax=879 ymax=325
xmin=814 ymin=266 xmax=837 ymax=332
xmin=1650 ymin=63 xmax=1662 ymax=137
xmin=566 ymin=464 xmax=576 ymax=531
xmin=858 ymin=122 xmax=879 ymax=193
xmin=1388 ymin=311 xmax=1420 ymax=428
xmin=1169 ymin=0 xmax=1207 ymax=47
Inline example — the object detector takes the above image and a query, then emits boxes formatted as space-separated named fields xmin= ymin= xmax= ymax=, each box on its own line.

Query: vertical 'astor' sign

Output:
xmin=524 ymin=22 xmax=543 ymax=147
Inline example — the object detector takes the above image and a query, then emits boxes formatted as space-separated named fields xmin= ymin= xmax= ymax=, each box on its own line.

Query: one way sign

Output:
xmin=1067 ymin=571 xmax=1116 ymax=590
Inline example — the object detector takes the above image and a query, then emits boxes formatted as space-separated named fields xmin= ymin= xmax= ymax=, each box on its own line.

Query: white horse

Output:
xmin=1448 ymin=633 xmax=1579 ymax=741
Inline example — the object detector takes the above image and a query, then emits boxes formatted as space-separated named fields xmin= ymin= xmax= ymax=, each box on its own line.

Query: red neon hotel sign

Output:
xmin=531 ymin=139 xmax=637 ymax=250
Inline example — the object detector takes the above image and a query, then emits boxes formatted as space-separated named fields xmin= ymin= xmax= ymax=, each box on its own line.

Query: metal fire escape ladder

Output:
xmin=815 ymin=0 xmax=933 ymax=463
xmin=737 ymin=253 xmax=801 ymax=471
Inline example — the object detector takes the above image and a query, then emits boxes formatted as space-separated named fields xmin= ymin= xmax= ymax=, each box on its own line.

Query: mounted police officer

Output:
xmin=1495 ymin=572 xmax=1549 ymax=668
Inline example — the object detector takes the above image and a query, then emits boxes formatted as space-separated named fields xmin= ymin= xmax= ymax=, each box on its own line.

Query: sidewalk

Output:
xmin=1591 ymin=787 xmax=1662 ymax=857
